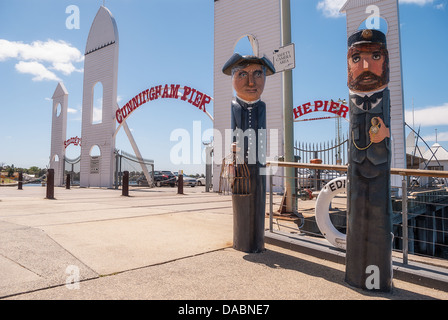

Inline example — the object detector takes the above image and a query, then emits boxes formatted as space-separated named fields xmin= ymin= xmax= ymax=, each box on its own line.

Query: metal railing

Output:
xmin=266 ymin=161 xmax=448 ymax=264
xmin=64 ymin=155 xmax=81 ymax=186
xmin=114 ymin=149 xmax=155 ymax=188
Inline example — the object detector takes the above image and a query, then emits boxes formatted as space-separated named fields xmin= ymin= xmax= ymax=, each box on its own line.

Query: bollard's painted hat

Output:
xmin=348 ymin=29 xmax=387 ymax=48
xmin=222 ymin=53 xmax=275 ymax=76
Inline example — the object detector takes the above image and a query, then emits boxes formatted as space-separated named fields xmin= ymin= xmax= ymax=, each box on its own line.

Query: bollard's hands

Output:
xmin=369 ymin=117 xmax=390 ymax=144
xmin=231 ymin=142 xmax=241 ymax=153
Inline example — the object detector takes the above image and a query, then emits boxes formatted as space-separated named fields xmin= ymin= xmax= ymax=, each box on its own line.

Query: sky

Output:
xmin=0 ymin=0 xmax=447 ymax=175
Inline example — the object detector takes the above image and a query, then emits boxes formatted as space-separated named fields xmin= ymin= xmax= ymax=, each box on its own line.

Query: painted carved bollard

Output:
xmin=345 ymin=29 xmax=393 ymax=292
xmin=222 ymin=53 xmax=275 ymax=253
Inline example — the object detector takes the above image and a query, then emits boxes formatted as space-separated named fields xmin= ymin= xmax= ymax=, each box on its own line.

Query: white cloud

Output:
xmin=92 ymin=107 xmax=102 ymax=123
xmin=51 ymin=62 xmax=82 ymax=75
xmin=0 ymin=39 xmax=83 ymax=81
xmin=92 ymin=97 xmax=103 ymax=123
xmin=405 ymin=103 xmax=448 ymax=127
xmin=15 ymin=61 xmax=60 ymax=81
xmin=317 ymin=0 xmax=346 ymax=18
xmin=67 ymin=108 xmax=78 ymax=114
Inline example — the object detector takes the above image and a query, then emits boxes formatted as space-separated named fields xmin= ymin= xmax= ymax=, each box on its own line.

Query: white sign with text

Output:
xmin=273 ymin=43 xmax=295 ymax=72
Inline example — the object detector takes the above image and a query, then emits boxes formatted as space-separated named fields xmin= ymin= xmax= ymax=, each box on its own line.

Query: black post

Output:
xmin=66 ymin=173 xmax=71 ymax=190
xmin=18 ymin=172 xmax=23 ymax=190
xmin=46 ymin=169 xmax=54 ymax=199
xmin=122 ymin=171 xmax=129 ymax=196
xmin=178 ymin=171 xmax=183 ymax=194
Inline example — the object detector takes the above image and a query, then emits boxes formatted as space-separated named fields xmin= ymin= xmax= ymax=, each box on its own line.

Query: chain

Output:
xmin=351 ymin=130 xmax=373 ymax=151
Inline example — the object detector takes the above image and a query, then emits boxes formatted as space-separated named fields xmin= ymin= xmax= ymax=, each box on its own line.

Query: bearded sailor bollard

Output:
xmin=345 ymin=29 xmax=393 ymax=292
xmin=222 ymin=53 xmax=275 ymax=253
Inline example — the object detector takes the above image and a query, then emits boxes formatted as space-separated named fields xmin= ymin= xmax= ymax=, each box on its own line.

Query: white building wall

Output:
xmin=80 ymin=6 xmax=119 ymax=188
xmin=214 ymin=0 xmax=284 ymax=191
xmin=50 ymin=82 xmax=68 ymax=187
xmin=341 ymin=0 xmax=406 ymax=188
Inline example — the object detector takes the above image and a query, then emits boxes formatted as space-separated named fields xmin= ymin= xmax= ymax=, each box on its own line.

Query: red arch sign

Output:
xmin=293 ymin=100 xmax=349 ymax=122
xmin=115 ymin=84 xmax=213 ymax=126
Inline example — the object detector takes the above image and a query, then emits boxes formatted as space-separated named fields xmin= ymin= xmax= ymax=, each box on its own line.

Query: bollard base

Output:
xmin=232 ymin=194 xmax=265 ymax=253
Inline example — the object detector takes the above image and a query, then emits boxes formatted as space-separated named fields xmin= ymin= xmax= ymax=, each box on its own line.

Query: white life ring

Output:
xmin=315 ymin=176 xmax=347 ymax=250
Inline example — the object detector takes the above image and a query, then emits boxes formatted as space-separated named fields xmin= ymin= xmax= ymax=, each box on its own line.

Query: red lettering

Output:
xmin=139 ymin=92 xmax=146 ymax=105
xmin=154 ymin=85 xmax=162 ymax=99
xmin=193 ymin=91 xmax=203 ymax=107
xmin=161 ymin=84 xmax=170 ymax=98
xmin=338 ymin=104 xmax=349 ymax=118
xmin=116 ymin=109 xmax=123 ymax=123
xmin=188 ymin=88 xmax=197 ymax=104
xmin=181 ymin=86 xmax=191 ymax=101
xmin=293 ymin=106 xmax=303 ymax=119
xmin=314 ymin=100 xmax=323 ymax=112
xmin=323 ymin=100 xmax=329 ymax=112
xmin=149 ymin=87 xmax=156 ymax=100
xmin=64 ymin=136 xmax=82 ymax=148
xmin=144 ymin=89 xmax=149 ymax=102
xmin=131 ymin=98 xmax=139 ymax=110
xmin=302 ymin=102 xmax=312 ymax=115
xmin=198 ymin=94 xmax=211 ymax=112
xmin=121 ymin=105 xmax=128 ymax=118
xmin=115 ymin=85 xmax=213 ymax=124
xmin=170 ymin=84 xmax=180 ymax=99
xmin=328 ymin=101 xmax=339 ymax=114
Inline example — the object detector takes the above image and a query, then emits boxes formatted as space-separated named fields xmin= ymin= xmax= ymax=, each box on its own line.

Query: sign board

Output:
xmin=64 ymin=136 xmax=82 ymax=149
xmin=115 ymin=84 xmax=213 ymax=125
xmin=273 ymin=43 xmax=295 ymax=72
xmin=293 ymin=100 xmax=349 ymax=121
xmin=90 ymin=156 xmax=100 ymax=174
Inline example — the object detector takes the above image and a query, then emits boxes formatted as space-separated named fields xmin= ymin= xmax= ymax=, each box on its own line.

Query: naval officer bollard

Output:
xmin=345 ymin=29 xmax=393 ymax=292
xmin=222 ymin=53 xmax=275 ymax=253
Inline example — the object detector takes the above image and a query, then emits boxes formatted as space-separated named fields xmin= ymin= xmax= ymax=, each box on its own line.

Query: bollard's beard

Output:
xmin=348 ymin=70 xmax=389 ymax=92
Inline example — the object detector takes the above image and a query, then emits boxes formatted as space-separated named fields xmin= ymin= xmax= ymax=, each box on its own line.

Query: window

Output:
xmin=234 ymin=34 xmax=258 ymax=57
xmin=56 ymin=103 xmax=62 ymax=118
xmin=92 ymin=82 xmax=103 ymax=124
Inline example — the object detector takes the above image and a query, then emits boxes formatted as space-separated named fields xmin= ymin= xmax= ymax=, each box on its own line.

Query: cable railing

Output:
xmin=266 ymin=161 xmax=448 ymax=264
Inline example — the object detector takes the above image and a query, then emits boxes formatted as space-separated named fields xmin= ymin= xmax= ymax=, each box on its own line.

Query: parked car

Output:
xmin=196 ymin=177 xmax=206 ymax=186
xmin=180 ymin=175 xmax=198 ymax=187
xmin=153 ymin=170 xmax=176 ymax=187
xmin=136 ymin=176 xmax=149 ymax=186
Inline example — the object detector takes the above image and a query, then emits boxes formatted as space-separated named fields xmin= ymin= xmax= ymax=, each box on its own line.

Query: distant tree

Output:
xmin=28 ymin=166 xmax=40 ymax=176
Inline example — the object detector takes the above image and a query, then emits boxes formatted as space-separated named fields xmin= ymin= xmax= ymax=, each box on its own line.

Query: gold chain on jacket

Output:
xmin=352 ymin=131 xmax=373 ymax=150
xmin=351 ymin=117 xmax=381 ymax=151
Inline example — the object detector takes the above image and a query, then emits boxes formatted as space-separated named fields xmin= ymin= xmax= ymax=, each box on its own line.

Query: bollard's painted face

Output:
xmin=347 ymin=43 xmax=389 ymax=92
xmin=232 ymin=63 xmax=266 ymax=102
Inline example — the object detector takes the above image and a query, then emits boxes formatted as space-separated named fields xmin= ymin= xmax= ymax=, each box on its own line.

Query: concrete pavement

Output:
xmin=0 ymin=185 xmax=447 ymax=300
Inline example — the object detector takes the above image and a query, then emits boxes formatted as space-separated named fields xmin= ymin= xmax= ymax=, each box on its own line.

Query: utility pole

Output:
xmin=280 ymin=0 xmax=295 ymax=213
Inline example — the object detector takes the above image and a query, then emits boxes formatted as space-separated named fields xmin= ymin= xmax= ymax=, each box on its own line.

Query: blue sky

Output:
xmin=0 ymin=0 xmax=447 ymax=174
